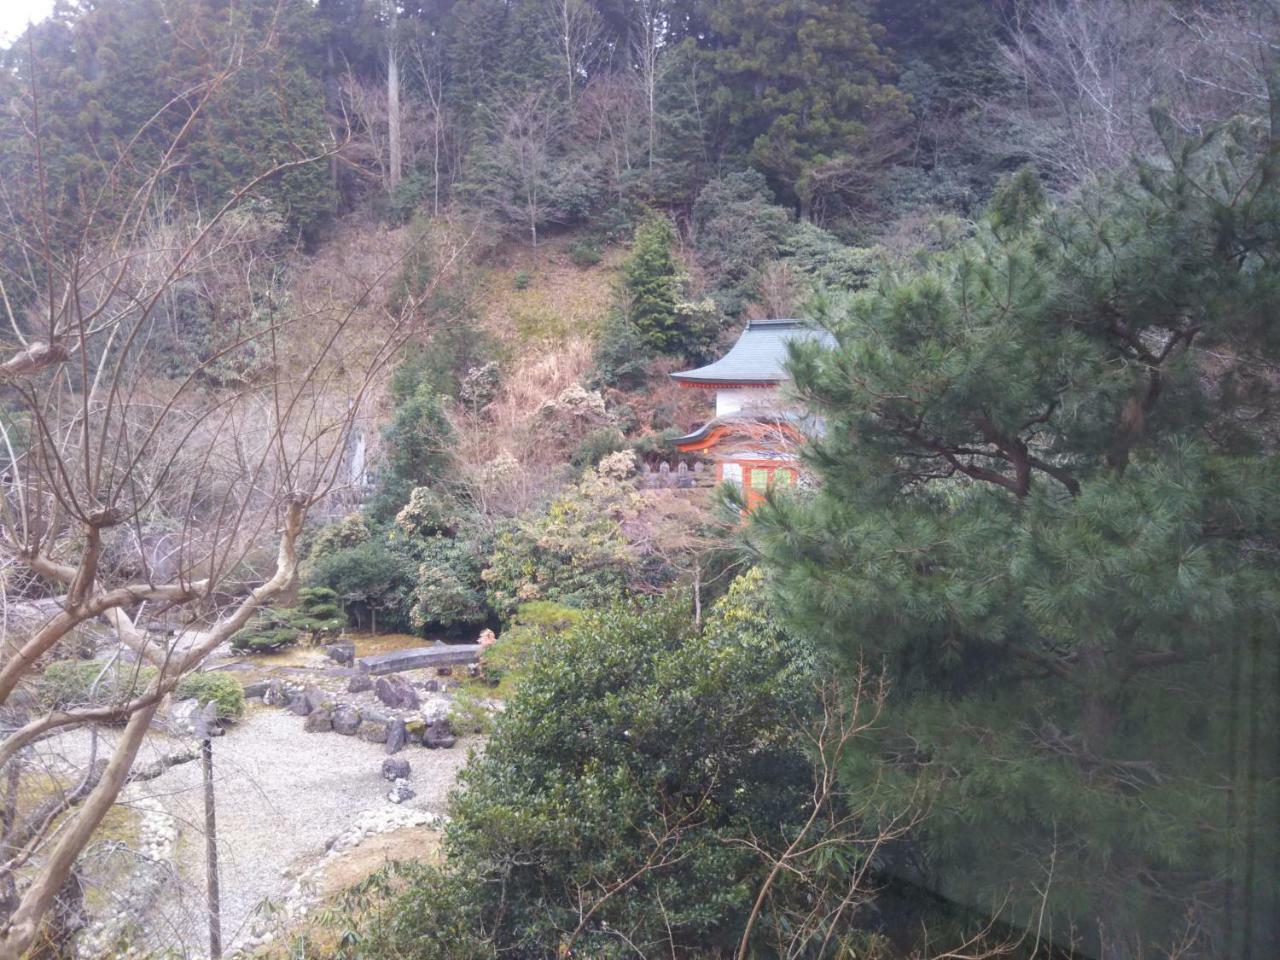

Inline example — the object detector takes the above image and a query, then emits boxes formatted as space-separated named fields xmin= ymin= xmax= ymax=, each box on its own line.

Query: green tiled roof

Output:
xmin=670 ymin=319 xmax=835 ymax=385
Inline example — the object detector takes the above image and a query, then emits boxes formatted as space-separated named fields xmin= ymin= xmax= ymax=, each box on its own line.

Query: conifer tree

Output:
xmin=753 ymin=114 xmax=1280 ymax=956
xmin=622 ymin=211 xmax=683 ymax=352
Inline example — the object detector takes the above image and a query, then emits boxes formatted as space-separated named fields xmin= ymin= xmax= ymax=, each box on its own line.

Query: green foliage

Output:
xmin=175 ymin=671 xmax=245 ymax=720
xmin=986 ymin=165 xmax=1046 ymax=235
xmin=305 ymin=514 xmax=371 ymax=566
xmin=39 ymin=660 xmax=157 ymax=712
xmin=621 ymin=212 xmax=682 ymax=351
xmin=480 ymin=462 xmax=637 ymax=617
xmin=512 ymin=270 xmax=533 ymax=290
xmin=305 ymin=540 xmax=418 ymax=633
xmin=567 ymin=238 xmax=602 ymax=268
xmin=590 ymin=308 xmax=653 ymax=389
xmin=692 ymin=171 xmax=794 ymax=315
xmin=701 ymin=0 xmax=908 ymax=215
xmin=755 ymin=122 xmax=1280 ymax=954
xmin=569 ymin=426 xmax=628 ymax=471
xmin=368 ymin=386 xmax=455 ymax=523
xmin=409 ymin=535 xmax=489 ymax=631
xmin=232 ymin=587 xmax=345 ymax=653
xmin=352 ymin=572 xmax=818 ymax=957
xmin=446 ymin=686 xmax=493 ymax=735
xmin=479 ymin=601 xmax=584 ymax=695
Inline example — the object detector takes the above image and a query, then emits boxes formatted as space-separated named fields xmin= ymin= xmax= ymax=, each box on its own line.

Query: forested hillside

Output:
xmin=0 ymin=0 xmax=1277 ymax=958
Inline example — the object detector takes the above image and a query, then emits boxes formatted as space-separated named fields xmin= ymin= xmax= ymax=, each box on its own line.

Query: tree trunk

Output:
xmin=387 ymin=37 xmax=402 ymax=194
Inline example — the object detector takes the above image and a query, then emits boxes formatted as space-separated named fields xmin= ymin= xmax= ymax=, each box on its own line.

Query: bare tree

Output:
xmin=0 ymin=38 xmax=469 ymax=960
xmin=632 ymin=0 xmax=666 ymax=172
xmin=998 ymin=0 xmax=1277 ymax=186
xmin=386 ymin=3 xmax=403 ymax=194
xmin=547 ymin=0 xmax=603 ymax=108
xmin=489 ymin=93 xmax=563 ymax=247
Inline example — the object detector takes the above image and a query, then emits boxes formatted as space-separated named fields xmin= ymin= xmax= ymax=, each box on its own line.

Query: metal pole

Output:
xmin=198 ymin=703 xmax=222 ymax=959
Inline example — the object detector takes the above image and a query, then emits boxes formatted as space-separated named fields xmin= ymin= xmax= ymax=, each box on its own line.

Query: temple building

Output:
xmin=670 ymin=318 xmax=834 ymax=509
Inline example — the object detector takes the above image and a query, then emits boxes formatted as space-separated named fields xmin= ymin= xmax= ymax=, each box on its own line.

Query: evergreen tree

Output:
xmin=701 ymin=0 xmax=908 ymax=218
xmin=620 ymin=211 xmax=714 ymax=355
xmin=753 ymin=116 xmax=1280 ymax=955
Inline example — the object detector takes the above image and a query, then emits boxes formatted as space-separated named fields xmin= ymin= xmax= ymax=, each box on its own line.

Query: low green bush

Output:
xmin=175 ymin=671 xmax=245 ymax=720
xmin=39 ymin=660 xmax=158 ymax=712
xmin=512 ymin=270 xmax=532 ymax=290
xmin=480 ymin=601 xmax=583 ymax=696
xmin=567 ymin=239 xmax=602 ymax=268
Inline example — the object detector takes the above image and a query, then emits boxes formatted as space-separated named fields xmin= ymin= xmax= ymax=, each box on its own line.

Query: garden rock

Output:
xmin=304 ymin=708 xmax=333 ymax=733
xmin=325 ymin=641 xmax=355 ymax=666
xmin=332 ymin=705 xmax=361 ymax=736
xmin=375 ymin=675 xmax=419 ymax=710
xmin=263 ymin=680 xmax=288 ymax=706
xmin=359 ymin=720 xmax=389 ymax=743
xmin=304 ymin=688 xmax=330 ymax=714
xmin=288 ymin=695 xmax=312 ymax=717
xmin=423 ymin=679 xmax=440 ymax=693
xmin=386 ymin=779 xmax=415 ymax=804
xmin=381 ymin=758 xmax=410 ymax=782
xmin=384 ymin=719 xmax=408 ymax=755
xmin=424 ymin=719 xmax=457 ymax=750
xmin=347 ymin=674 xmax=373 ymax=694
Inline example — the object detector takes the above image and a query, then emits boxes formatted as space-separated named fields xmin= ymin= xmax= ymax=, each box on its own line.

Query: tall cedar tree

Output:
xmin=752 ymin=116 xmax=1280 ymax=956
xmin=622 ymin=212 xmax=684 ymax=353
xmin=702 ymin=0 xmax=907 ymax=218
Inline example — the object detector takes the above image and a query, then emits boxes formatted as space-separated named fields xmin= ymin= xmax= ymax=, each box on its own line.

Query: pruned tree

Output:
xmin=0 ymin=29 xmax=470 ymax=958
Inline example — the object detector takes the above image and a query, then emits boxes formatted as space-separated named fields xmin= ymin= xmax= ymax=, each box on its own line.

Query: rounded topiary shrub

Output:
xmin=175 ymin=671 xmax=245 ymax=720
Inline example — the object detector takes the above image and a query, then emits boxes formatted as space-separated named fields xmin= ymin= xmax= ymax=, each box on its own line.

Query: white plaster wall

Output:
xmin=715 ymin=387 xmax=779 ymax=417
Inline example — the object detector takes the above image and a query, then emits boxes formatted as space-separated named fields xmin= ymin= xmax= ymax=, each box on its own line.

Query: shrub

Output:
xmin=569 ymin=426 xmax=628 ymax=471
xmin=567 ymin=239 xmax=602 ymax=268
xmin=175 ymin=671 xmax=245 ymax=720
xmin=231 ymin=587 xmax=345 ymax=653
xmin=446 ymin=687 xmax=493 ymax=735
xmin=480 ymin=601 xmax=583 ymax=695
xmin=410 ymin=536 xmax=489 ymax=632
xmin=39 ymin=660 xmax=158 ymax=712
xmin=512 ymin=270 xmax=532 ymax=290
xmin=350 ymin=572 xmax=819 ymax=956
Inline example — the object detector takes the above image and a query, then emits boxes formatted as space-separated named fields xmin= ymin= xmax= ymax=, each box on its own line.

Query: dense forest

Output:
xmin=0 ymin=0 xmax=1277 ymax=958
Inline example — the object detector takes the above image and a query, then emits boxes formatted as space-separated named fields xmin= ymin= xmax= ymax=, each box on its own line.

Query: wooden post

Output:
xmin=195 ymin=702 xmax=222 ymax=959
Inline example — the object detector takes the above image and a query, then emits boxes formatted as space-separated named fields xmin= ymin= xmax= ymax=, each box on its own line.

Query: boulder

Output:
xmin=424 ymin=719 xmax=457 ymax=750
xmin=332 ymin=705 xmax=362 ymax=736
xmin=304 ymin=708 xmax=333 ymax=733
xmin=423 ymin=679 xmax=440 ymax=693
xmin=375 ymin=676 xmax=420 ymax=711
xmin=242 ymin=680 xmax=270 ymax=700
xmin=436 ymin=667 xmax=452 ymax=677
xmin=384 ymin=719 xmax=408 ymax=755
xmin=347 ymin=674 xmax=373 ymax=694
xmin=304 ymin=688 xmax=331 ymax=713
xmin=359 ymin=720 xmax=390 ymax=744
xmin=386 ymin=779 xmax=415 ymax=804
xmin=288 ymin=695 xmax=312 ymax=717
xmin=325 ymin=641 xmax=355 ymax=666
xmin=381 ymin=758 xmax=411 ymax=782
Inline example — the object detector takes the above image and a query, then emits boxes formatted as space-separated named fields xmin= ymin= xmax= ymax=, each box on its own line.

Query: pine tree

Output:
xmin=753 ymin=115 xmax=1280 ymax=955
